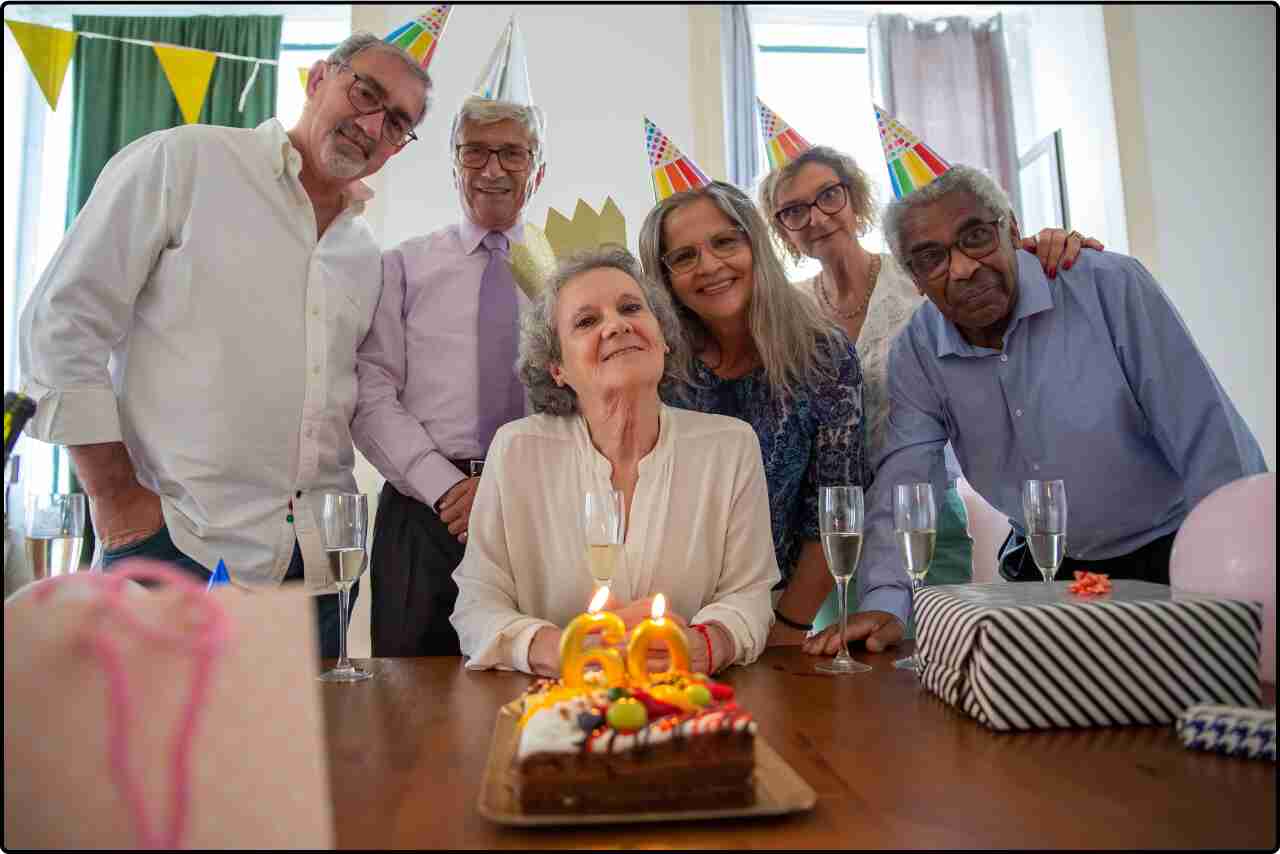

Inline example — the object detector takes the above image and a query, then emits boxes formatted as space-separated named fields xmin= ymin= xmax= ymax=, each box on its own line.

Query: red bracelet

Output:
xmin=692 ymin=623 xmax=714 ymax=674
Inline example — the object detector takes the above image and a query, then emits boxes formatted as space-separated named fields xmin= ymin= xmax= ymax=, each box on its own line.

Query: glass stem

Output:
xmin=834 ymin=577 xmax=851 ymax=663
xmin=336 ymin=582 xmax=351 ymax=669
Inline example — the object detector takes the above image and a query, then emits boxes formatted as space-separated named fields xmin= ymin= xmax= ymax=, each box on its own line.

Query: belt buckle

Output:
xmin=469 ymin=460 xmax=485 ymax=478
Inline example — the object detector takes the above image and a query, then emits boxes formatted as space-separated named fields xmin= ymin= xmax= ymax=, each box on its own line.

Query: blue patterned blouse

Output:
xmin=663 ymin=337 xmax=872 ymax=585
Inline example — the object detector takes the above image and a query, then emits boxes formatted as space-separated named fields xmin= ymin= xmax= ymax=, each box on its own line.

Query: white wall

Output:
xmin=1112 ymin=6 xmax=1276 ymax=467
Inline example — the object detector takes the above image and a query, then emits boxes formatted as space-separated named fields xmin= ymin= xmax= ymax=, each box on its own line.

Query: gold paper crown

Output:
xmin=507 ymin=198 xmax=629 ymax=300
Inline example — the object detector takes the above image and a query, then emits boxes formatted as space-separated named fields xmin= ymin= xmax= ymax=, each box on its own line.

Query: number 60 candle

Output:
xmin=558 ymin=585 xmax=627 ymax=690
xmin=626 ymin=593 xmax=690 ymax=684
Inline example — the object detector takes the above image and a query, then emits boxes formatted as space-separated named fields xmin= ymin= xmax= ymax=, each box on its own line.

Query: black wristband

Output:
xmin=773 ymin=608 xmax=813 ymax=632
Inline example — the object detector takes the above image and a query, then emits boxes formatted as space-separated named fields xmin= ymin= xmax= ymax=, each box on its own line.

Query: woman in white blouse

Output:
xmin=450 ymin=246 xmax=779 ymax=676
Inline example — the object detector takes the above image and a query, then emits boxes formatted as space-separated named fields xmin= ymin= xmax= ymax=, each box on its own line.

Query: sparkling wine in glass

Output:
xmin=892 ymin=483 xmax=937 ymax=675
xmin=1023 ymin=479 xmax=1068 ymax=583
xmin=318 ymin=492 xmax=371 ymax=683
xmin=583 ymin=488 xmax=624 ymax=588
xmin=24 ymin=492 xmax=87 ymax=579
xmin=816 ymin=485 xmax=871 ymax=675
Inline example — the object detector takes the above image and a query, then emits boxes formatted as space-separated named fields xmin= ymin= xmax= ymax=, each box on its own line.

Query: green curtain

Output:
xmin=61 ymin=14 xmax=281 ymax=564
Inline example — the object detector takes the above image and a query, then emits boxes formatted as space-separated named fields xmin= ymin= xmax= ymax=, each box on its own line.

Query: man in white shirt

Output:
xmin=18 ymin=32 xmax=430 ymax=656
xmin=352 ymin=21 xmax=545 ymax=656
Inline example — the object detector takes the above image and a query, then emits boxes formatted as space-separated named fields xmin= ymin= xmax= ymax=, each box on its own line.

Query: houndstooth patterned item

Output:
xmin=914 ymin=581 xmax=1263 ymax=732
xmin=1176 ymin=704 xmax=1277 ymax=761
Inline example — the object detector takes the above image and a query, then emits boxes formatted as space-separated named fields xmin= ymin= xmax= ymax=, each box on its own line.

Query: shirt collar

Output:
xmin=459 ymin=213 xmax=526 ymax=256
xmin=931 ymin=250 xmax=1055 ymax=358
xmin=256 ymin=118 xmax=375 ymax=213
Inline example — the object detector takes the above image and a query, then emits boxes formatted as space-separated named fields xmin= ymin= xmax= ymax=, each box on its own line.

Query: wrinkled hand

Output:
xmin=1020 ymin=228 xmax=1104 ymax=278
xmin=801 ymin=610 xmax=904 ymax=656
xmin=527 ymin=625 xmax=563 ymax=677
xmin=92 ymin=481 xmax=164 ymax=550
xmin=438 ymin=476 xmax=480 ymax=542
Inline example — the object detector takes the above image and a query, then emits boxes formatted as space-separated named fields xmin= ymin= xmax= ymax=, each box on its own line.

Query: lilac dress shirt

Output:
xmin=353 ymin=217 xmax=530 ymax=510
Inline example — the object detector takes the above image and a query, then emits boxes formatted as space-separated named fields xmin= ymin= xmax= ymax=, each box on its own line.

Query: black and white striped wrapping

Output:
xmin=914 ymin=581 xmax=1262 ymax=732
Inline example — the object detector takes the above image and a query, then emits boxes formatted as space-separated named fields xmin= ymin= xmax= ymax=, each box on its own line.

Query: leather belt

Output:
xmin=447 ymin=458 xmax=485 ymax=477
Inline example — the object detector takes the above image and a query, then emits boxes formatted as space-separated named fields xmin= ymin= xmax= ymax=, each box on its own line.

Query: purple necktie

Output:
xmin=476 ymin=231 xmax=523 ymax=453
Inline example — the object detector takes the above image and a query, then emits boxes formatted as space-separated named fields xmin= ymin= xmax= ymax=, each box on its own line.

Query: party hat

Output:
xmin=644 ymin=117 xmax=712 ymax=202
xmin=757 ymin=98 xmax=812 ymax=171
xmin=384 ymin=5 xmax=452 ymax=71
xmin=473 ymin=16 xmax=534 ymax=106
xmin=206 ymin=559 xmax=231 ymax=591
xmin=874 ymin=104 xmax=951 ymax=199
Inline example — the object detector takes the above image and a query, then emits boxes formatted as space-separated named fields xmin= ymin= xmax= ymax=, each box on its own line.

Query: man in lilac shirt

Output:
xmin=352 ymin=93 xmax=546 ymax=656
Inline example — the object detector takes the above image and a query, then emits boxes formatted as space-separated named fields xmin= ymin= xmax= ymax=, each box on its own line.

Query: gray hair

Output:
xmin=518 ymin=246 xmax=691 ymax=416
xmin=637 ymin=181 xmax=843 ymax=402
xmin=757 ymin=145 xmax=879 ymax=264
xmin=882 ymin=164 xmax=1014 ymax=265
xmin=325 ymin=32 xmax=432 ymax=127
xmin=449 ymin=95 xmax=547 ymax=168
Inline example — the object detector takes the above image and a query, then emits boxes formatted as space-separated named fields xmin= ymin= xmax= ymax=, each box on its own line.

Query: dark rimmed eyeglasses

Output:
xmin=455 ymin=144 xmax=536 ymax=171
xmin=904 ymin=217 xmax=1007 ymax=282
xmin=331 ymin=62 xmax=418 ymax=149
xmin=774 ymin=182 xmax=850 ymax=232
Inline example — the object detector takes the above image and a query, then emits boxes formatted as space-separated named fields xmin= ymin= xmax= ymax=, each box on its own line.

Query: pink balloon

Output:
xmin=1170 ymin=473 xmax=1276 ymax=684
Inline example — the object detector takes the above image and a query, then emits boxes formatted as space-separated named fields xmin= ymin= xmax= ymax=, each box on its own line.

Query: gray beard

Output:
xmin=323 ymin=147 xmax=365 ymax=180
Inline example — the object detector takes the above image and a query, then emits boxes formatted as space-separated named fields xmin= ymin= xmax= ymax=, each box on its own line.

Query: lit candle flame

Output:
xmin=588 ymin=585 xmax=610 ymax=614
xmin=651 ymin=593 xmax=666 ymax=620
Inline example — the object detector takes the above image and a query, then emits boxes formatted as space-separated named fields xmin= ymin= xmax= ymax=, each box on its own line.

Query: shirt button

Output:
xmin=1000 ymin=354 xmax=1009 ymax=363
xmin=1015 ymin=408 xmax=1023 ymax=417
xmin=311 ymin=307 xmax=320 ymax=318
xmin=1033 ymin=464 xmax=1041 ymax=471
xmin=312 ymin=365 xmax=321 ymax=375
xmin=305 ymin=427 xmax=314 ymax=438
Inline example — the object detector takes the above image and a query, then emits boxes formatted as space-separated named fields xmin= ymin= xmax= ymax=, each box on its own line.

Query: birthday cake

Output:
xmin=510 ymin=672 xmax=757 ymax=814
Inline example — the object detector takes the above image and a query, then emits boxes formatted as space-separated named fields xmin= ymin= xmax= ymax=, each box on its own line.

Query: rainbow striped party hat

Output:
xmin=644 ymin=117 xmax=712 ymax=202
xmin=874 ymin=104 xmax=951 ymax=198
xmin=473 ymin=16 xmax=534 ymax=106
xmin=757 ymin=98 xmax=812 ymax=171
xmin=384 ymin=5 xmax=452 ymax=71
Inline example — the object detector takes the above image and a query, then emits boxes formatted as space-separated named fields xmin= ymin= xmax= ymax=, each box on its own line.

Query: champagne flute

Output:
xmin=24 ymin=492 xmax=87 ymax=580
xmin=892 ymin=483 xmax=937 ymax=674
xmin=1023 ymin=479 xmax=1067 ymax=583
xmin=816 ymin=485 xmax=871 ymax=675
xmin=583 ymin=488 xmax=624 ymax=590
xmin=318 ymin=492 xmax=371 ymax=683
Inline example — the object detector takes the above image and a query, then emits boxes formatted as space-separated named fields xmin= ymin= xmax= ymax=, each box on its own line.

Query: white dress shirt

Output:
xmin=352 ymin=217 xmax=531 ymax=510
xmin=19 ymin=119 xmax=382 ymax=587
xmin=450 ymin=405 xmax=781 ymax=674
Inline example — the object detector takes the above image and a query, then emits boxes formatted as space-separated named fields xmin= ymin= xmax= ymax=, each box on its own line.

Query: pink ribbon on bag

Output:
xmin=34 ymin=561 xmax=232 ymax=849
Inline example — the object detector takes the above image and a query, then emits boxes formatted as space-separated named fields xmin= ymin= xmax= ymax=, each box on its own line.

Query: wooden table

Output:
xmin=323 ymin=645 xmax=1276 ymax=849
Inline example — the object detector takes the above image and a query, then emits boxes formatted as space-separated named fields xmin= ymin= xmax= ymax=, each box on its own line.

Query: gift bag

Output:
xmin=3 ymin=562 xmax=335 ymax=848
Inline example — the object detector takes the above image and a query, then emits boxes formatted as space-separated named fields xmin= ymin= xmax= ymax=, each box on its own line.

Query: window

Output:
xmin=275 ymin=12 xmax=351 ymax=128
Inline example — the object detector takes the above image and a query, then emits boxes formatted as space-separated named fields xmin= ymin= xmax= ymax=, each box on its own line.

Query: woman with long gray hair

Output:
xmin=450 ymin=246 xmax=778 ymax=677
xmin=638 ymin=182 xmax=887 ymax=652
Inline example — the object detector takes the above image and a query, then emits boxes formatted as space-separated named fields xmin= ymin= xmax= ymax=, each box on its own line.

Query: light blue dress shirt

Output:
xmin=859 ymin=249 xmax=1267 ymax=628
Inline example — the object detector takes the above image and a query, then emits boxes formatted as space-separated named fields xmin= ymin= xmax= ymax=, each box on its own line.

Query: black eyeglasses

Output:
xmin=905 ymin=217 xmax=1007 ymax=282
xmin=332 ymin=62 xmax=418 ymax=148
xmin=455 ymin=144 xmax=536 ymax=171
xmin=774 ymin=183 xmax=850 ymax=232
xmin=661 ymin=228 xmax=750 ymax=275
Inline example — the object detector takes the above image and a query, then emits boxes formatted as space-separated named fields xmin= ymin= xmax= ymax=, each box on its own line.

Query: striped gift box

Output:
xmin=1176 ymin=704 xmax=1277 ymax=760
xmin=914 ymin=581 xmax=1262 ymax=731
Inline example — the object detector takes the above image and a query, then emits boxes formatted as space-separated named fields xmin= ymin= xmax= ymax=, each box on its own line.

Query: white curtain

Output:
xmin=721 ymin=4 xmax=761 ymax=190
xmin=869 ymin=13 xmax=1021 ymax=218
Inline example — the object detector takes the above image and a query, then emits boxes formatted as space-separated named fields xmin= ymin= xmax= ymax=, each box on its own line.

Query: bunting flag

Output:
xmin=874 ymin=104 xmax=951 ymax=199
xmin=757 ymin=98 xmax=812 ymax=171
xmin=298 ymin=66 xmax=310 ymax=93
xmin=544 ymin=198 xmax=627 ymax=260
xmin=384 ymin=5 xmax=452 ymax=71
xmin=5 ymin=19 xmax=78 ymax=110
xmin=154 ymin=44 xmax=218 ymax=125
xmin=5 ymin=18 xmax=279 ymax=116
xmin=643 ymin=117 xmax=712 ymax=202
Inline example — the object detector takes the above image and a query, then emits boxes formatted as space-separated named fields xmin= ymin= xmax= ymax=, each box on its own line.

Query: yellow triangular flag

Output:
xmin=153 ymin=44 xmax=217 ymax=124
xmin=5 ymin=20 xmax=78 ymax=110
xmin=297 ymin=66 xmax=309 ymax=93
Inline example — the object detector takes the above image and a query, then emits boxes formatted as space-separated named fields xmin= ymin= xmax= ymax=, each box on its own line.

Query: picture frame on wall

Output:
xmin=1017 ymin=129 xmax=1070 ymax=234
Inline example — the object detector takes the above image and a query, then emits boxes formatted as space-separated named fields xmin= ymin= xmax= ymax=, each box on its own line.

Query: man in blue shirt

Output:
xmin=805 ymin=164 xmax=1267 ymax=655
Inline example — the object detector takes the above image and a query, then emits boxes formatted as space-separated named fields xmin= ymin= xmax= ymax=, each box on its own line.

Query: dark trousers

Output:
xmin=370 ymin=482 xmax=464 ymax=656
xmin=998 ymin=529 xmax=1177 ymax=584
xmin=102 ymin=525 xmax=356 ymax=658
